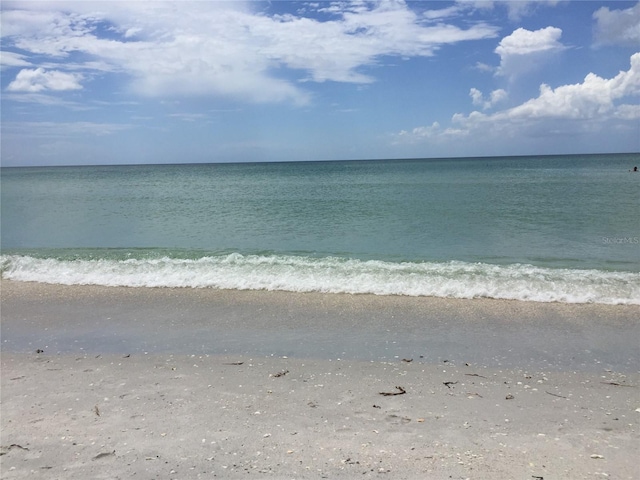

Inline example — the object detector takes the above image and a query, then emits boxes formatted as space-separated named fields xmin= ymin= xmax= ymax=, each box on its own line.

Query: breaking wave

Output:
xmin=2 ymin=252 xmax=639 ymax=305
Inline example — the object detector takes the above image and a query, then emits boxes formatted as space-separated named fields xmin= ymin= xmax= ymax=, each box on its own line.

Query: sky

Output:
xmin=1 ymin=0 xmax=639 ymax=166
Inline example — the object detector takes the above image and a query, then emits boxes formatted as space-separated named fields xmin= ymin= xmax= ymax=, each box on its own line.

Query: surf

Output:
xmin=2 ymin=252 xmax=638 ymax=305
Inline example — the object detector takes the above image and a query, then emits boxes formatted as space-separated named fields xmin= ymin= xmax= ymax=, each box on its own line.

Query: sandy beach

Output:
xmin=2 ymin=280 xmax=639 ymax=479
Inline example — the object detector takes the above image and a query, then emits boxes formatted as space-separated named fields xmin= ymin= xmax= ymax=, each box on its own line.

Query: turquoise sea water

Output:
xmin=1 ymin=154 xmax=639 ymax=304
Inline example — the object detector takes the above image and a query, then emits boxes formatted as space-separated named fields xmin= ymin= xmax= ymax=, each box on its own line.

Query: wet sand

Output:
xmin=1 ymin=280 xmax=639 ymax=479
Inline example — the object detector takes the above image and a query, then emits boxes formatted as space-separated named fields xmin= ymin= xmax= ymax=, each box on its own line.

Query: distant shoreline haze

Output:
xmin=2 ymin=152 xmax=639 ymax=169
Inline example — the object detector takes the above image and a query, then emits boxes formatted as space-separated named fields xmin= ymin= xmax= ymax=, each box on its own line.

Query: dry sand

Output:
xmin=1 ymin=280 xmax=639 ymax=479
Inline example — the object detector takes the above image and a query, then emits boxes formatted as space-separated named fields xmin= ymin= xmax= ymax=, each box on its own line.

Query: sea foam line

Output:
xmin=1 ymin=253 xmax=639 ymax=305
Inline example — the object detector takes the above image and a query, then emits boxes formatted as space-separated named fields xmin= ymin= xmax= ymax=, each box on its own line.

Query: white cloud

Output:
xmin=470 ymin=87 xmax=507 ymax=109
xmin=593 ymin=2 xmax=640 ymax=47
xmin=474 ymin=61 xmax=495 ymax=73
xmin=495 ymin=26 xmax=566 ymax=78
xmin=2 ymin=92 xmax=89 ymax=109
xmin=423 ymin=5 xmax=461 ymax=21
xmin=2 ymin=121 xmax=135 ymax=137
xmin=0 ymin=50 xmax=32 ymax=69
xmin=7 ymin=67 xmax=83 ymax=92
xmin=504 ymin=53 xmax=640 ymax=120
xmin=496 ymin=26 xmax=564 ymax=56
xmin=394 ymin=121 xmax=468 ymax=145
xmin=1 ymin=1 xmax=499 ymax=105
xmin=455 ymin=1 xmax=496 ymax=12
xmin=397 ymin=122 xmax=442 ymax=141
xmin=456 ymin=1 xmax=562 ymax=22
xmin=614 ymin=103 xmax=640 ymax=121
xmin=396 ymin=53 xmax=640 ymax=144
xmin=0 ymin=9 xmax=73 ymax=41
xmin=168 ymin=113 xmax=208 ymax=122
xmin=501 ymin=1 xmax=561 ymax=22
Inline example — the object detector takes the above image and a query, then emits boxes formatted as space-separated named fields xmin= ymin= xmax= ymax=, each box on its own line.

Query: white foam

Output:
xmin=2 ymin=253 xmax=639 ymax=305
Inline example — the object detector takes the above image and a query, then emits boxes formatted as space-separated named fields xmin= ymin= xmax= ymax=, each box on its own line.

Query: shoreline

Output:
xmin=1 ymin=280 xmax=639 ymax=371
xmin=2 ymin=280 xmax=639 ymax=478
xmin=2 ymin=252 xmax=638 ymax=305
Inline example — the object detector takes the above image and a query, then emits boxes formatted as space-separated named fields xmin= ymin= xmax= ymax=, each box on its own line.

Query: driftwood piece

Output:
xmin=379 ymin=386 xmax=406 ymax=396
xmin=92 ymin=450 xmax=115 ymax=461
xmin=545 ymin=391 xmax=567 ymax=399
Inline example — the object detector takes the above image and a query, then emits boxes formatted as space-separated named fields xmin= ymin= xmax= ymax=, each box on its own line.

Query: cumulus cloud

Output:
xmin=1 ymin=1 xmax=499 ymax=105
xmin=613 ymin=103 xmax=640 ymax=121
xmin=7 ymin=68 xmax=83 ymax=92
xmin=495 ymin=26 xmax=566 ymax=78
xmin=397 ymin=122 xmax=442 ymax=141
xmin=397 ymin=53 xmax=640 ymax=143
xmin=394 ymin=121 xmax=467 ymax=144
xmin=593 ymin=2 xmax=640 ymax=47
xmin=496 ymin=26 xmax=564 ymax=56
xmin=470 ymin=88 xmax=507 ymax=109
xmin=503 ymin=53 xmax=640 ymax=120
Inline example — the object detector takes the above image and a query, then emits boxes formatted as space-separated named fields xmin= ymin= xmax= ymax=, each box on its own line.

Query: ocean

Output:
xmin=1 ymin=154 xmax=639 ymax=304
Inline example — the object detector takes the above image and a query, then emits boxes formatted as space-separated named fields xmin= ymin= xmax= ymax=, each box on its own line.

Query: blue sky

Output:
xmin=1 ymin=0 xmax=639 ymax=166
